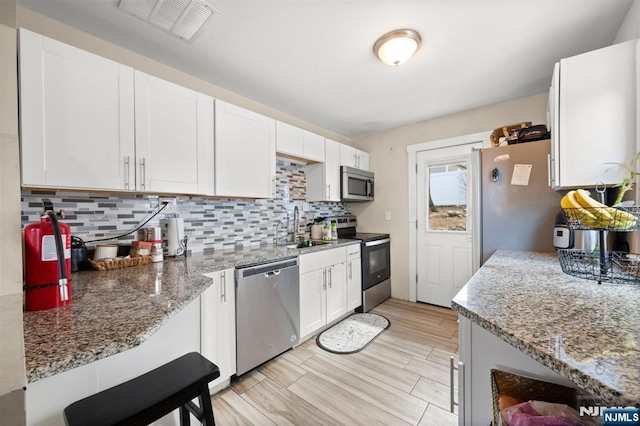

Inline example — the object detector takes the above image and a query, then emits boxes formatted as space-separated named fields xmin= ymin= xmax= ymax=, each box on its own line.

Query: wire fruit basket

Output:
xmin=557 ymin=249 xmax=640 ymax=285
xmin=560 ymin=206 xmax=640 ymax=231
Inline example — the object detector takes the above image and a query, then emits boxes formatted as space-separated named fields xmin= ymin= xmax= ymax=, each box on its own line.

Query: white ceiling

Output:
xmin=17 ymin=0 xmax=634 ymax=138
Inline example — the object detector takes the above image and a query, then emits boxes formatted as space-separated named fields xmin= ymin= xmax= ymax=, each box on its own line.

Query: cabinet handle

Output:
xmin=327 ymin=184 xmax=331 ymax=199
xmin=220 ymin=272 xmax=226 ymax=303
xmin=356 ymin=154 xmax=360 ymax=169
xmin=272 ymin=177 xmax=276 ymax=197
xmin=124 ymin=156 xmax=130 ymax=190
xmin=140 ymin=158 xmax=146 ymax=190
xmin=450 ymin=356 xmax=462 ymax=413
xmin=322 ymin=269 xmax=326 ymax=290
xmin=547 ymin=154 xmax=552 ymax=187
xmin=348 ymin=261 xmax=352 ymax=279
xmin=328 ymin=268 xmax=332 ymax=288
xmin=353 ymin=153 xmax=357 ymax=168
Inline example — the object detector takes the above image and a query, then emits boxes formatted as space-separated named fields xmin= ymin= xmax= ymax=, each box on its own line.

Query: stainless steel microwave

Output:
xmin=341 ymin=166 xmax=374 ymax=202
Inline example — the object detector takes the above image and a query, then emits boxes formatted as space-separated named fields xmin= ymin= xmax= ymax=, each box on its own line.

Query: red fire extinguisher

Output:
xmin=24 ymin=199 xmax=72 ymax=311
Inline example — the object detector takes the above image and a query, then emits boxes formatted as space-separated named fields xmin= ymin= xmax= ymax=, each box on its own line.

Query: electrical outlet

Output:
xmin=159 ymin=197 xmax=178 ymax=215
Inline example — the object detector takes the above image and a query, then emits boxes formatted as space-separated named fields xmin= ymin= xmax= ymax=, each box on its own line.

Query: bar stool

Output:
xmin=64 ymin=352 xmax=219 ymax=426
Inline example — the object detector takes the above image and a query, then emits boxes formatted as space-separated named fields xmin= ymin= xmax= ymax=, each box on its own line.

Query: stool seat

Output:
xmin=64 ymin=352 xmax=220 ymax=426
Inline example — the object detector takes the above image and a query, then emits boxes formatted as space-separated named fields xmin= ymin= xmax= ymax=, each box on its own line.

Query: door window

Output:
xmin=427 ymin=162 xmax=468 ymax=232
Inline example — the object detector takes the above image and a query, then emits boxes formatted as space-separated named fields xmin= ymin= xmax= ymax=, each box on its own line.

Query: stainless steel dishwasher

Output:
xmin=235 ymin=257 xmax=299 ymax=376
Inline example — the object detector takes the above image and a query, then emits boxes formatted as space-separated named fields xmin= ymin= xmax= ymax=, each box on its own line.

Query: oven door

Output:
xmin=361 ymin=238 xmax=391 ymax=290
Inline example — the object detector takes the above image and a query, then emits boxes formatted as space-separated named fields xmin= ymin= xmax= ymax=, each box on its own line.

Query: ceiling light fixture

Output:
xmin=373 ymin=29 xmax=421 ymax=66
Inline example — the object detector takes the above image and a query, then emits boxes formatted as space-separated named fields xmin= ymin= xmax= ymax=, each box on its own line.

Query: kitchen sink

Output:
xmin=281 ymin=240 xmax=333 ymax=249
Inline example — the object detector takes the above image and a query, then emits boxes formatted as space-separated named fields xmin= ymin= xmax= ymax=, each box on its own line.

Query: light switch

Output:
xmin=385 ymin=211 xmax=391 ymax=221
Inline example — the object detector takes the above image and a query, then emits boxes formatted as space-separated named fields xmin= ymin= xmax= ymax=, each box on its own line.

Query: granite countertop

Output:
xmin=24 ymin=240 xmax=359 ymax=383
xmin=452 ymin=250 xmax=640 ymax=405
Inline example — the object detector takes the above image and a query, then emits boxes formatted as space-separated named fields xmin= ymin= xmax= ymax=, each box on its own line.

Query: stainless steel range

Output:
xmin=327 ymin=215 xmax=391 ymax=312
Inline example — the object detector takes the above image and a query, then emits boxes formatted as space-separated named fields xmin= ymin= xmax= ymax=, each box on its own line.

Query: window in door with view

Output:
xmin=427 ymin=162 xmax=467 ymax=232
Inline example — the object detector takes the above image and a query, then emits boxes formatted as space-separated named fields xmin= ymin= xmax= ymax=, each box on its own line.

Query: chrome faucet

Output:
xmin=293 ymin=206 xmax=300 ymax=242
xmin=275 ymin=220 xmax=285 ymax=246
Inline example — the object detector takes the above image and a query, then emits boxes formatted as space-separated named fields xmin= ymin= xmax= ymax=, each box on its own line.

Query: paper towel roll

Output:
xmin=166 ymin=217 xmax=185 ymax=256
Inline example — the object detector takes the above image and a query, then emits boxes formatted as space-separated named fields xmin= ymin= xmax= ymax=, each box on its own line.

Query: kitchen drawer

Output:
xmin=299 ymin=247 xmax=346 ymax=274
xmin=346 ymin=244 xmax=361 ymax=260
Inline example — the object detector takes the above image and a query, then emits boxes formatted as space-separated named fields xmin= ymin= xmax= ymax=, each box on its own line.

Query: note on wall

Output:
xmin=511 ymin=164 xmax=532 ymax=186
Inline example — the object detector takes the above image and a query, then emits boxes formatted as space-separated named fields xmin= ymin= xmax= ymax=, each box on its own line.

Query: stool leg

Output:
xmin=180 ymin=405 xmax=191 ymax=426
xmin=199 ymin=384 xmax=215 ymax=426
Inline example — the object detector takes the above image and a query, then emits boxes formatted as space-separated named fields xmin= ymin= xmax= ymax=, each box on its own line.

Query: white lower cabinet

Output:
xmin=299 ymin=247 xmax=347 ymax=339
xmin=346 ymin=245 xmax=362 ymax=311
xmin=457 ymin=316 xmax=583 ymax=426
xmin=201 ymin=268 xmax=236 ymax=392
xmin=26 ymin=298 xmax=201 ymax=426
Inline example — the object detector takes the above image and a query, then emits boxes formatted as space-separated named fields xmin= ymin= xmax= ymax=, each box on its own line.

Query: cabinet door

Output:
xmin=299 ymin=269 xmax=326 ymax=338
xmin=303 ymin=131 xmax=325 ymax=162
xmin=357 ymin=150 xmax=370 ymax=171
xmin=276 ymin=121 xmax=304 ymax=157
xmin=215 ymin=101 xmax=276 ymax=198
xmin=339 ymin=143 xmax=356 ymax=168
xmin=201 ymin=268 xmax=236 ymax=390
xmin=556 ymin=41 xmax=636 ymax=188
xmin=19 ymin=28 xmax=135 ymax=190
xmin=326 ymin=262 xmax=346 ymax=324
xmin=134 ymin=72 xmax=214 ymax=194
xmin=325 ymin=139 xmax=341 ymax=201
xmin=346 ymin=257 xmax=362 ymax=311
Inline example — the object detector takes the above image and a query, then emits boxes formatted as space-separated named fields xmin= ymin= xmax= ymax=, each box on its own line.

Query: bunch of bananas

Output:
xmin=560 ymin=189 xmax=638 ymax=229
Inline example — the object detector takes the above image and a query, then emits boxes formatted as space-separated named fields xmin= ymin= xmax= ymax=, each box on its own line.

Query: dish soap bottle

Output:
xmin=331 ymin=221 xmax=338 ymax=240
xmin=322 ymin=221 xmax=331 ymax=241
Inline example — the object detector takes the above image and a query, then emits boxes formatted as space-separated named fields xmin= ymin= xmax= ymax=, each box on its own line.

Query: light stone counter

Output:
xmin=24 ymin=240 xmax=359 ymax=383
xmin=452 ymin=250 xmax=640 ymax=405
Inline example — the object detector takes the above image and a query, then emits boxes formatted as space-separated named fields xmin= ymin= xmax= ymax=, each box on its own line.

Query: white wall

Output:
xmin=615 ymin=0 xmax=640 ymax=43
xmin=0 ymin=0 xmax=26 ymax=423
xmin=350 ymin=93 xmax=548 ymax=300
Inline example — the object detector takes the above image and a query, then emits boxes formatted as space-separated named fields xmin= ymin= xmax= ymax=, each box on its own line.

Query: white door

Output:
xmin=416 ymin=143 xmax=480 ymax=307
xmin=325 ymin=139 xmax=341 ymax=201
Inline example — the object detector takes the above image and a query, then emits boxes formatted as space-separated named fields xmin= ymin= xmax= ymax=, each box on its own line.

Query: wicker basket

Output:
xmin=490 ymin=370 xmax=578 ymax=426
xmin=490 ymin=122 xmax=532 ymax=147
xmin=88 ymin=255 xmax=152 ymax=271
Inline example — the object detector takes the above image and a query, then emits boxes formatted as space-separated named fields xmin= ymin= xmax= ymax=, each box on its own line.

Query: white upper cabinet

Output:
xmin=215 ymin=101 xmax=276 ymax=198
xmin=134 ymin=72 xmax=214 ymax=195
xmin=276 ymin=121 xmax=303 ymax=157
xmin=276 ymin=121 xmax=325 ymax=163
xmin=306 ymin=138 xmax=340 ymax=202
xmin=339 ymin=144 xmax=369 ymax=171
xmin=303 ymin=131 xmax=326 ymax=163
xmin=548 ymin=40 xmax=637 ymax=189
xmin=19 ymin=28 xmax=135 ymax=191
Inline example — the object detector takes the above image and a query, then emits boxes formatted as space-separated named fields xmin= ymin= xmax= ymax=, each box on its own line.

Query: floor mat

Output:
xmin=316 ymin=313 xmax=390 ymax=354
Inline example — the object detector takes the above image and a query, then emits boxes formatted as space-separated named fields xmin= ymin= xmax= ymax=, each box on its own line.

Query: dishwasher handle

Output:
xmin=236 ymin=258 xmax=298 ymax=279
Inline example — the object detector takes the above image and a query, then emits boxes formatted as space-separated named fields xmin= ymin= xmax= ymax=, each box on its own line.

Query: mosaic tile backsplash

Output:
xmin=21 ymin=159 xmax=351 ymax=253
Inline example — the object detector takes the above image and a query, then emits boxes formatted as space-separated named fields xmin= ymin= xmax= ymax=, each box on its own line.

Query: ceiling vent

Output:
xmin=118 ymin=0 xmax=220 ymax=41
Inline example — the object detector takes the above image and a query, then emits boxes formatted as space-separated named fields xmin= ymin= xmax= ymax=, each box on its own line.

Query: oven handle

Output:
xmin=364 ymin=238 xmax=390 ymax=247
